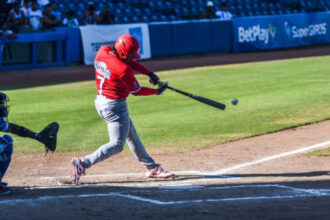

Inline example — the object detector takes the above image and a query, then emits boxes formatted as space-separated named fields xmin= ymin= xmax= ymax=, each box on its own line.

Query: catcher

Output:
xmin=0 ymin=92 xmax=59 ymax=195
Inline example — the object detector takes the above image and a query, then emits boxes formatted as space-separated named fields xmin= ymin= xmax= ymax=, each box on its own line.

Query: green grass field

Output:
xmin=3 ymin=56 xmax=330 ymax=154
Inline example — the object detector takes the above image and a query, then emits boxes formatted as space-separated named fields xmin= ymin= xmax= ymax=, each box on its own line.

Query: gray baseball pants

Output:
xmin=82 ymin=95 xmax=156 ymax=169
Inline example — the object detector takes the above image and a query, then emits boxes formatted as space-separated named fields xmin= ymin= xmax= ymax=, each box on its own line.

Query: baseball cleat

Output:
xmin=0 ymin=185 xmax=12 ymax=196
xmin=145 ymin=164 xmax=174 ymax=178
xmin=71 ymin=158 xmax=86 ymax=185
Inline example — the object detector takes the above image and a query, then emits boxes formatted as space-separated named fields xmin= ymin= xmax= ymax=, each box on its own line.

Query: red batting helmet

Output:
xmin=114 ymin=34 xmax=141 ymax=60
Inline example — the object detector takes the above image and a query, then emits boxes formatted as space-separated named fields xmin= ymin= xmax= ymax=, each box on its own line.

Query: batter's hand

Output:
xmin=157 ymin=81 xmax=168 ymax=95
xmin=148 ymin=72 xmax=159 ymax=85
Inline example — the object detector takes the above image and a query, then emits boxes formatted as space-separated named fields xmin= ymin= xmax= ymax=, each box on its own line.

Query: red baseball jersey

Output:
xmin=94 ymin=45 xmax=158 ymax=99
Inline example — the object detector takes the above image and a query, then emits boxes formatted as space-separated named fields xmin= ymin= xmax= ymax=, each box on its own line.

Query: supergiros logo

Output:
xmin=238 ymin=24 xmax=277 ymax=44
xmin=284 ymin=21 xmax=327 ymax=39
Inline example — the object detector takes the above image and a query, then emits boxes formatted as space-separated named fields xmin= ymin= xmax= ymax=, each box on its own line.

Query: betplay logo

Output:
xmin=238 ymin=24 xmax=277 ymax=44
xmin=284 ymin=21 xmax=327 ymax=39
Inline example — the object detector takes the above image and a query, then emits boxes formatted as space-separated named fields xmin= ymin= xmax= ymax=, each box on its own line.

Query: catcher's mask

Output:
xmin=0 ymin=92 xmax=9 ymax=120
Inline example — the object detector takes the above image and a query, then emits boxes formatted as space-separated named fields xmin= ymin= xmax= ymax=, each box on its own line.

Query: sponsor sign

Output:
xmin=233 ymin=12 xmax=330 ymax=52
xmin=79 ymin=24 xmax=151 ymax=65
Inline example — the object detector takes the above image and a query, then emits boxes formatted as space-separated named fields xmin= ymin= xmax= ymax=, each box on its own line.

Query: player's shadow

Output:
xmin=171 ymin=171 xmax=330 ymax=181
xmin=50 ymin=171 xmax=330 ymax=186
xmin=75 ymin=171 xmax=329 ymax=185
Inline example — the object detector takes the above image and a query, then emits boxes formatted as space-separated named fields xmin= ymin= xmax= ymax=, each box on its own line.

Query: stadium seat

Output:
xmin=140 ymin=15 xmax=149 ymax=23
xmin=131 ymin=16 xmax=139 ymax=23
xmin=133 ymin=8 xmax=142 ymax=16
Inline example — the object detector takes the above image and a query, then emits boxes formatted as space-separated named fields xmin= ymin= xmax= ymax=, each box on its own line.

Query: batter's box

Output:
xmin=120 ymin=184 xmax=330 ymax=205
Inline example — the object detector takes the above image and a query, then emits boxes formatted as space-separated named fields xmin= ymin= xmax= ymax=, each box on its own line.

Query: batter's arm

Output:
xmin=121 ymin=69 xmax=158 ymax=96
xmin=129 ymin=60 xmax=150 ymax=75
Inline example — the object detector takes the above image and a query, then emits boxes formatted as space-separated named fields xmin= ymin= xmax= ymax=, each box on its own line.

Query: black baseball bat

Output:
xmin=159 ymin=82 xmax=226 ymax=110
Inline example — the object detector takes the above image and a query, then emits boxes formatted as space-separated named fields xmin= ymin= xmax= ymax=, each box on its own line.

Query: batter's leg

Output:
xmin=82 ymin=119 xmax=130 ymax=168
xmin=126 ymin=118 xmax=156 ymax=169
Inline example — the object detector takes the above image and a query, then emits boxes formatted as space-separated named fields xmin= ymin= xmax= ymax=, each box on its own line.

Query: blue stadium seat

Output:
xmin=124 ymin=8 xmax=132 ymax=15
xmin=114 ymin=17 xmax=123 ymax=24
xmin=122 ymin=16 xmax=130 ymax=24
xmin=169 ymin=15 xmax=178 ymax=21
xmin=114 ymin=8 xmax=122 ymax=16
xmin=143 ymin=8 xmax=152 ymax=16
xmin=151 ymin=15 xmax=160 ymax=22
xmin=133 ymin=8 xmax=142 ymax=16
xmin=140 ymin=15 xmax=149 ymax=23
xmin=160 ymin=15 xmax=168 ymax=21
xmin=131 ymin=16 xmax=139 ymax=23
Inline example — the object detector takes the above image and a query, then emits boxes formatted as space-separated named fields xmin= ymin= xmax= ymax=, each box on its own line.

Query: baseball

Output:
xmin=231 ymin=98 xmax=239 ymax=105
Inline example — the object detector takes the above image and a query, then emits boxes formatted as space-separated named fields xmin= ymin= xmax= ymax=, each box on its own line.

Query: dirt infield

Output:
xmin=1 ymin=46 xmax=330 ymax=219
xmin=2 ymin=121 xmax=330 ymax=219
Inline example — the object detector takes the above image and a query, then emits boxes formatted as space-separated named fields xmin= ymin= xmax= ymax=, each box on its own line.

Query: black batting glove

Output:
xmin=149 ymin=72 xmax=160 ymax=85
xmin=157 ymin=81 xmax=168 ymax=95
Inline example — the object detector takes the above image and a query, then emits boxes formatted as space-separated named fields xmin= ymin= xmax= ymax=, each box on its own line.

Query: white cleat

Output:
xmin=71 ymin=158 xmax=86 ymax=185
xmin=146 ymin=164 xmax=174 ymax=178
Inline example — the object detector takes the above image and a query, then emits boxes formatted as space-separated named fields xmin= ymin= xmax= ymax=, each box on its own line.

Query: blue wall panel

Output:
xmin=211 ymin=20 xmax=232 ymax=52
xmin=149 ymin=20 xmax=232 ymax=57
xmin=192 ymin=20 xmax=212 ymax=53
xmin=171 ymin=21 xmax=194 ymax=55
xmin=54 ymin=27 xmax=82 ymax=63
xmin=149 ymin=22 xmax=172 ymax=57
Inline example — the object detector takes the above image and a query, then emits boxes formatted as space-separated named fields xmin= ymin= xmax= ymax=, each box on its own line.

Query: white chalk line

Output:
xmin=209 ymin=140 xmax=330 ymax=175
xmin=3 ymin=140 xmax=328 ymax=206
xmin=39 ymin=171 xmax=235 ymax=181
xmin=1 ymin=184 xmax=330 ymax=206
xmin=39 ymin=140 xmax=330 ymax=182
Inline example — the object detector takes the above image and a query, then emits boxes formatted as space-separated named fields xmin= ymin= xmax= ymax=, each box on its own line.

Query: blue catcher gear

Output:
xmin=0 ymin=92 xmax=9 ymax=121
xmin=0 ymin=135 xmax=13 ymax=180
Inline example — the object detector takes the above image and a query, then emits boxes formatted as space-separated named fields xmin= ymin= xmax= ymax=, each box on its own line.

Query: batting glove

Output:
xmin=157 ymin=81 xmax=168 ymax=95
xmin=149 ymin=72 xmax=160 ymax=85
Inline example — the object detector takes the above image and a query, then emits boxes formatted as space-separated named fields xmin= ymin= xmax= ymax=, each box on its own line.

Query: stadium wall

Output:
xmin=232 ymin=12 xmax=330 ymax=52
xmin=1 ymin=12 xmax=329 ymax=69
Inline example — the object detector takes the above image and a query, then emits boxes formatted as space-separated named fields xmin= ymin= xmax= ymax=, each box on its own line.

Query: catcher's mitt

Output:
xmin=39 ymin=122 xmax=59 ymax=154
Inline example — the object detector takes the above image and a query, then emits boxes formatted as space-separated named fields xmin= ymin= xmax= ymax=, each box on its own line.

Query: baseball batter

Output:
xmin=71 ymin=34 xmax=173 ymax=184
xmin=0 ymin=92 xmax=59 ymax=195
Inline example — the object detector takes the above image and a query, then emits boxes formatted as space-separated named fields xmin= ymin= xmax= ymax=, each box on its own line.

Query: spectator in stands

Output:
xmin=62 ymin=10 xmax=79 ymax=27
xmin=98 ymin=6 xmax=114 ymax=25
xmin=26 ymin=0 xmax=43 ymax=31
xmin=8 ymin=2 xmax=26 ymax=32
xmin=82 ymin=2 xmax=100 ymax=25
xmin=0 ymin=1 xmax=12 ymax=23
xmin=202 ymin=1 xmax=216 ymax=19
xmin=0 ymin=20 xmax=16 ymax=62
xmin=0 ymin=20 xmax=17 ymax=39
xmin=216 ymin=3 xmax=232 ymax=20
xmin=20 ymin=0 xmax=30 ymax=17
xmin=37 ymin=0 xmax=49 ymax=7
xmin=50 ymin=1 xmax=61 ymax=20
xmin=42 ymin=3 xmax=60 ymax=30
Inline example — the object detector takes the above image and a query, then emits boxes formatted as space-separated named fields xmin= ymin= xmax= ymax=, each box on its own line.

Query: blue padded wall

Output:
xmin=148 ymin=22 xmax=172 ymax=57
xmin=171 ymin=21 xmax=195 ymax=55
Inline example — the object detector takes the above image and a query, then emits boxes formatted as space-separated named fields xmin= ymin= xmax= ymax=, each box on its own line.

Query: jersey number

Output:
xmin=97 ymin=75 xmax=105 ymax=94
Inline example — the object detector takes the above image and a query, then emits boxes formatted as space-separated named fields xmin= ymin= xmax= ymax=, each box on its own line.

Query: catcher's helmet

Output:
xmin=0 ymin=92 xmax=9 ymax=118
xmin=114 ymin=34 xmax=141 ymax=60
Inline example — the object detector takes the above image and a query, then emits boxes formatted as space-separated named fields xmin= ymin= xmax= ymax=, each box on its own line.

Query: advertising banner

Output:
xmin=233 ymin=12 xmax=330 ymax=52
xmin=79 ymin=24 xmax=151 ymax=65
